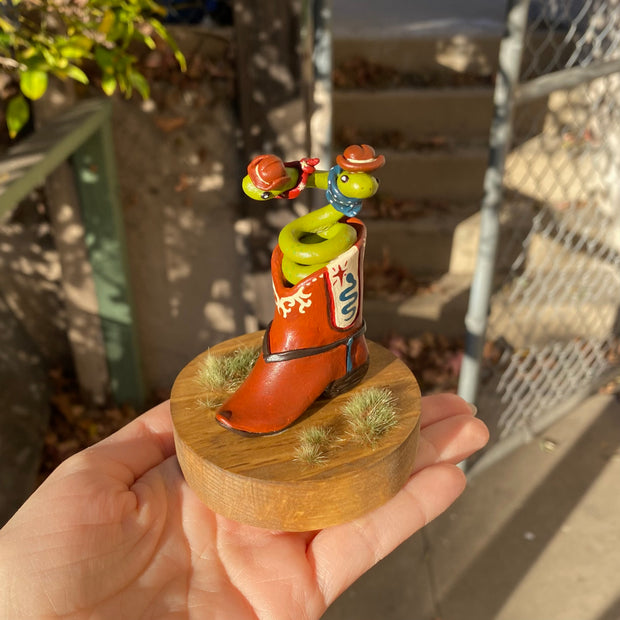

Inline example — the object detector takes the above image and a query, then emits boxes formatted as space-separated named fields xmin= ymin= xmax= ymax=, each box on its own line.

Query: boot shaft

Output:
xmin=270 ymin=219 xmax=366 ymax=352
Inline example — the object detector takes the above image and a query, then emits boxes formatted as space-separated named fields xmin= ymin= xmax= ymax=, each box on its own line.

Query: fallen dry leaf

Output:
xmin=155 ymin=116 xmax=187 ymax=132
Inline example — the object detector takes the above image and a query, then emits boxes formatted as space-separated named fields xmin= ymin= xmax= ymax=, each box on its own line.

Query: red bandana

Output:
xmin=276 ymin=157 xmax=320 ymax=199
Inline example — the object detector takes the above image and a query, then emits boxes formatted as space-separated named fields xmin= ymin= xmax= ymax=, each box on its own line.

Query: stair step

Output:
xmin=377 ymin=148 xmax=487 ymax=201
xmin=334 ymin=34 xmax=500 ymax=80
xmin=333 ymin=30 xmax=570 ymax=86
xmin=487 ymin=264 xmax=620 ymax=349
xmin=522 ymin=208 xmax=620 ymax=285
xmin=365 ymin=272 xmax=471 ymax=339
xmin=448 ymin=203 xmax=537 ymax=276
xmin=365 ymin=209 xmax=478 ymax=277
xmin=334 ymin=87 xmax=494 ymax=142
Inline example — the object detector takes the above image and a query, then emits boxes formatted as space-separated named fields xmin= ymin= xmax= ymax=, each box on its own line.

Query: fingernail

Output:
xmin=467 ymin=402 xmax=478 ymax=416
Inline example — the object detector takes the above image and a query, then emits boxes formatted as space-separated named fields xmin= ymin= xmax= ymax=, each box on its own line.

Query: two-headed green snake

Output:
xmin=243 ymin=159 xmax=379 ymax=285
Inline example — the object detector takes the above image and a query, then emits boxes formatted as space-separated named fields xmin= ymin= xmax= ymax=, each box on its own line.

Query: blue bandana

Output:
xmin=326 ymin=165 xmax=362 ymax=217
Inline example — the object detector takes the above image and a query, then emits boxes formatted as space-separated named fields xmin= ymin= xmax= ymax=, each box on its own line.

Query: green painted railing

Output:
xmin=0 ymin=98 xmax=145 ymax=407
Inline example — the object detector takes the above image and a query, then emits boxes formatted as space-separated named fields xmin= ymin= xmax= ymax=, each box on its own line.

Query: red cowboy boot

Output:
xmin=216 ymin=219 xmax=369 ymax=435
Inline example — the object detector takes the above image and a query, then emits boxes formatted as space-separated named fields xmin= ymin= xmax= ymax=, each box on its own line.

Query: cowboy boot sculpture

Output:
xmin=217 ymin=145 xmax=385 ymax=435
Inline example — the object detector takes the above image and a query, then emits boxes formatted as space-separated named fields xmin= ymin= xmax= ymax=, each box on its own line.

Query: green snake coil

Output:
xmin=243 ymin=148 xmax=383 ymax=285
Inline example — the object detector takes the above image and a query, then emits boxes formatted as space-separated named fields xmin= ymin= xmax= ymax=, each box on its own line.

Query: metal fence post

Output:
xmin=458 ymin=0 xmax=532 ymax=405
xmin=461 ymin=0 xmax=620 ymax=471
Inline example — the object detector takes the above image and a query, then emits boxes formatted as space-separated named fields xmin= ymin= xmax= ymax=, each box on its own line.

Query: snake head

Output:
xmin=243 ymin=154 xmax=299 ymax=201
xmin=242 ymin=174 xmax=279 ymax=201
xmin=336 ymin=170 xmax=379 ymax=199
xmin=333 ymin=144 xmax=384 ymax=199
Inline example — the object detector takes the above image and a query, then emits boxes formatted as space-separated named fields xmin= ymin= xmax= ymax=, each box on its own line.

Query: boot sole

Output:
xmin=322 ymin=359 xmax=370 ymax=399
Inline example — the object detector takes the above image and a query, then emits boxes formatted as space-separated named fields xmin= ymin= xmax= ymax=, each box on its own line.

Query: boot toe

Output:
xmin=215 ymin=407 xmax=275 ymax=436
xmin=215 ymin=410 xmax=234 ymax=430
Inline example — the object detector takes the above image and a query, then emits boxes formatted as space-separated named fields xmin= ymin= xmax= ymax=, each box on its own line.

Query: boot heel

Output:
xmin=322 ymin=359 xmax=370 ymax=399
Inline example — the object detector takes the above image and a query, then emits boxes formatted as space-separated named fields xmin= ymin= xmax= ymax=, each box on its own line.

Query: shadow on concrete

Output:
xmin=437 ymin=398 xmax=620 ymax=619
xmin=597 ymin=595 xmax=620 ymax=620
xmin=0 ymin=293 xmax=50 ymax=526
xmin=322 ymin=533 xmax=436 ymax=620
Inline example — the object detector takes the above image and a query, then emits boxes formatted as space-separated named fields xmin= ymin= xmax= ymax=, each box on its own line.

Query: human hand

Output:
xmin=0 ymin=394 xmax=488 ymax=619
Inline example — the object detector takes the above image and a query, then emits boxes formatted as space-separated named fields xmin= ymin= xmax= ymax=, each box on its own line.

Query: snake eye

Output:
xmin=261 ymin=191 xmax=271 ymax=200
xmin=340 ymin=174 xmax=349 ymax=183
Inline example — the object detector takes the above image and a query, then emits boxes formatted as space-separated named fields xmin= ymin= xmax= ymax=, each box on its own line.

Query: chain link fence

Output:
xmin=460 ymin=0 xmax=620 ymax=468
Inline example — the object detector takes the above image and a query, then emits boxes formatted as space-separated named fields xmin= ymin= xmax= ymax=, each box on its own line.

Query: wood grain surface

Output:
xmin=170 ymin=333 xmax=421 ymax=531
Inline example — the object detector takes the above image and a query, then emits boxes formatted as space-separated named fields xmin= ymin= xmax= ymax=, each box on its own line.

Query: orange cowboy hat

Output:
xmin=247 ymin=154 xmax=290 ymax=191
xmin=336 ymin=144 xmax=385 ymax=172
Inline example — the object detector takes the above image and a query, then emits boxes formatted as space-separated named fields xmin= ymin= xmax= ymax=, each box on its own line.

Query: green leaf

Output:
xmin=148 ymin=17 xmax=167 ymax=39
xmin=98 ymin=10 xmax=116 ymax=36
xmin=124 ymin=21 xmax=135 ymax=45
xmin=101 ymin=74 xmax=117 ymax=96
xmin=64 ymin=64 xmax=89 ymax=85
xmin=0 ymin=16 xmax=16 ymax=33
xmin=94 ymin=45 xmax=115 ymax=71
xmin=6 ymin=94 xmax=30 ymax=139
xmin=136 ymin=32 xmax=156 ymax=50
xmin=59 ymin=44 xmax=89 ymax=60
xmin=21 ymin=46 xmax=38 ymax=60
xmin=20 ymin=69 xmax=48 ymax=100
xmin=149 ymin=18 xmax=186 ymax=72
xmin=150 ymin=3 xmax=167 ymax=17
xmin=108 ymin=19 xmax=127 ymax=44
xmin=116 ymin=71 xmax=130 ymax=96
xmin=174 ymin=49 xmax=187 ymax=73
xmin=40 ymin=47 xmax=56 ymax=66
xmin=0 ymin=33 xmax=13 ymax=50
xmin=70 ymin=35 xmax=93 ymax=51
xmin=128 ymin=69 xmax=149 ymax=99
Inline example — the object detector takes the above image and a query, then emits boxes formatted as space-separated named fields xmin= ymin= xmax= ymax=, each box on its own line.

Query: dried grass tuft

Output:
xmin=294 ymin=425 xmax=335 ymax=465
xmin=341 ymin=387 xmax=398 ymax=446
xmin=195 ymin=346 xmax=260 ymax=405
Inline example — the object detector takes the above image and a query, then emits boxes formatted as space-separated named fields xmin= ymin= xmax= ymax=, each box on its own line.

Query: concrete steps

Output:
xmin=365 ymin=272 xmax=472 ymax=341
xmin=333 ymin=33 xmax=500 ymax=79
xmin=477 ymin=193 xmax=620 ymax=349
xmin=376 ymin=147 xmax=487 ymax=202
xmin=334 ymin=87 xmax=494 ymax=141
xmin=487 ymin=263 xmax=620 ymax=348
xmin=365 ymin=209 xmax=479 ymax=277
xmin=329 ymin=15 xmax=575 ymax=338
xmin=332 ymin=30 xmax=499 ymax=336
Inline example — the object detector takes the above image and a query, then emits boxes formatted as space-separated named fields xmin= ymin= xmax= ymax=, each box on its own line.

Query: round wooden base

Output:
xmin=170 ymin=332 xmax=421 ymax=531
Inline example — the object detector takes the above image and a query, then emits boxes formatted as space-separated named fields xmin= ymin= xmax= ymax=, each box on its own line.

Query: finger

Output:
xmin=309 ymin=463 xmax=466 ymax=606
xmin=414 ymin=414 xmax=489 ymax=471
xmin=80 ymin=400 xmax=176 ymax=483
xmin=420 ymin=392 xmax=476 ymax=429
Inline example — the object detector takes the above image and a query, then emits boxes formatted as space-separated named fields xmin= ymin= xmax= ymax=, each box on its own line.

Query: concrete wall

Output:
xmin=112 ymin=28 xmax=253 ymax=395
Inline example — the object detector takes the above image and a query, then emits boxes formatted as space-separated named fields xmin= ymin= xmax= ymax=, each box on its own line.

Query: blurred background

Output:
xmin=1 ymin=0 xmax=619 ymax=618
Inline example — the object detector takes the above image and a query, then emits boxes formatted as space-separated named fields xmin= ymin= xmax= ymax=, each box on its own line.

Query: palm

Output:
xmin=0 ymin=395 xmax=487 ymax=619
